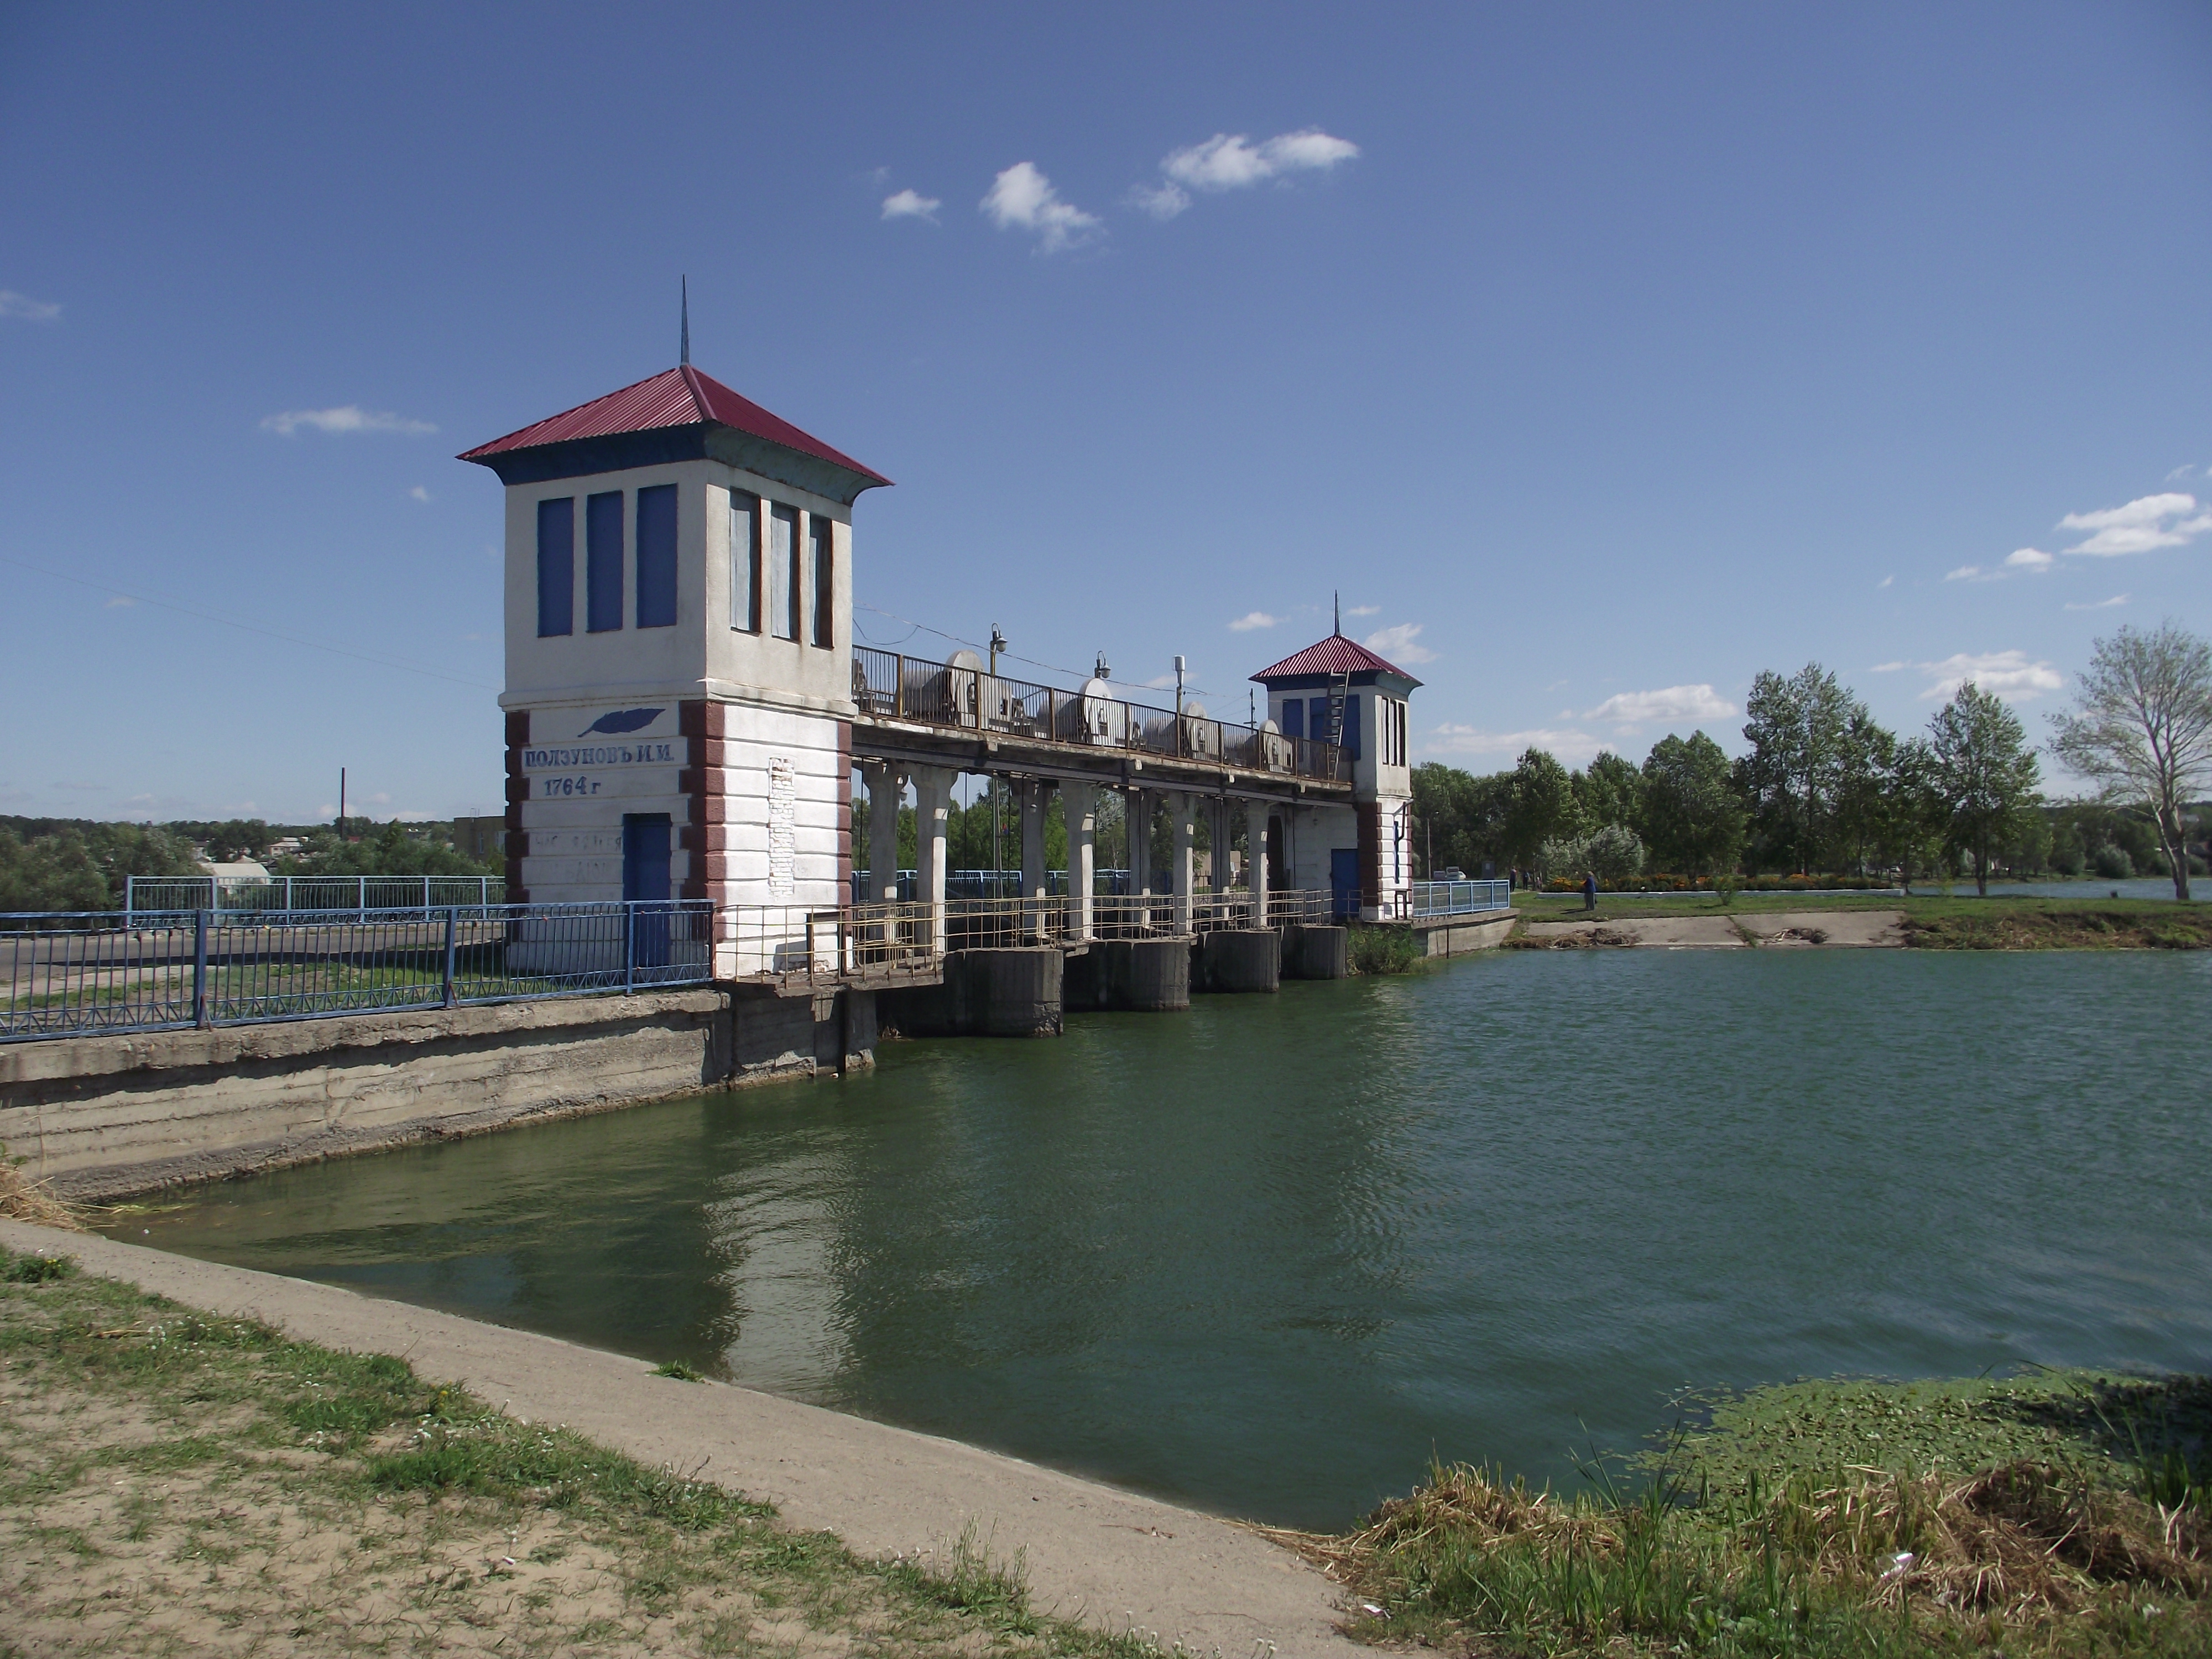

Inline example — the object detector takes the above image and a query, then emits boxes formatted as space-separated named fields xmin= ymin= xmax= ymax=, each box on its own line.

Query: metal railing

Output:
xmin=2 ymin=901 xmax=711 ymax=1042
xmin=851 ymin=645 xmax=1350 ymax=784
xmin=124 ymin=874 xmax=505 ymax=919
xmin=1406 ymin=879 xmax=1513 ymax=918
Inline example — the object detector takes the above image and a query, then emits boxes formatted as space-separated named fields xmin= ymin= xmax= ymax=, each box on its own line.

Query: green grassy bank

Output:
xmin=0 ymin=1240 xmax=1159 ymax=1659
xmin=1284 ymin=1369 xmax=2211 ymax=1657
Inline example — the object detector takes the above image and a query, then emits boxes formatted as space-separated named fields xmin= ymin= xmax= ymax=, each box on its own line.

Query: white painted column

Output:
xmin=1249 ymin=798 xmax=1271 ymax=924
xmin=911 ymin=765 xmax=953 ymax=952
xmin=1064 ymin=781 xmax=1097 ymax=940
xmin=1169 ymin=791 xmax=1194 ymax=935
xmin=863 ymin=762 xmax=905 ymax=903
xmin=1019 ymin=779 xmax=1050 ymax=940
xmin=1128 ymin=785 xmax=1151 ymax=928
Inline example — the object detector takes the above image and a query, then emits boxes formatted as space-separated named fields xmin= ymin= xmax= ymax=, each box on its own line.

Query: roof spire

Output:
xmin=680 ymin=276 xmax=691 ymax=367
xmin=1333 ymin=591 xmax=1340 ymax=635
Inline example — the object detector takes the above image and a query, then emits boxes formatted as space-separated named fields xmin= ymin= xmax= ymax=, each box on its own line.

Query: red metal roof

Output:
xmin=1249 ymin=633 xmax=1420 ymax=684
xmin=458 ymin=366 xmax=890 ymax=485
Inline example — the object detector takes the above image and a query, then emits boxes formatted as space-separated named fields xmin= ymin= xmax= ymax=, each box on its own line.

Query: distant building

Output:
xmin=451 ymin=816 xmax=507 ymax=863
xmin=1249 ymin=633 xmax=1420 ymax=921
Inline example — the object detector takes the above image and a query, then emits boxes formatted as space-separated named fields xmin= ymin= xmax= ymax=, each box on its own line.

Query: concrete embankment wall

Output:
xmin=1 ymin=986 xmax=875 ymax=1203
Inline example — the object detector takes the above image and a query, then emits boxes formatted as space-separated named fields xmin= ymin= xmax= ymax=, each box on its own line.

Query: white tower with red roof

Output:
xmin=1249 ymin=629 xmax=1420 ymax=921
xmin=462 ymin=361 xmax=890 ymax=973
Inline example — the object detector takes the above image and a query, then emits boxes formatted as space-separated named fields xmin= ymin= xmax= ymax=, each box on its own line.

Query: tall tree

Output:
xmin=1636 ymin=731 xmax=1747 ymax=880
xmin=1929 ymin=683 xmax=2041 ymax=896
xmin=1869 ymin=737 xmax=1949 ymax=893
xmin=1574 ymin=751 xmax=1644 ymax=831
xmin=1505 ymin=748 xmax=1580 ymax=868
xmin=1738 ymin=664 xmax=1870 ymax=873
xmin=2051 ymin=622 xmax=2212 ymax=901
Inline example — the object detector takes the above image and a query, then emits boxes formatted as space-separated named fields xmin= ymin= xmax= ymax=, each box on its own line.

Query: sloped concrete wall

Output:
xmin=1 ymin=986 xmax=875 ymax=1203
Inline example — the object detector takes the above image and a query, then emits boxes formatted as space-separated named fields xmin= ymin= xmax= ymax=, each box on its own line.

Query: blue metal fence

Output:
xmin=1 ymin=901 xmax=713 ymax=1043
xmin=124 ymin=874 xmax=505 ymax=919
xmin=1406 ymin=879 xmax=1513 ymax=918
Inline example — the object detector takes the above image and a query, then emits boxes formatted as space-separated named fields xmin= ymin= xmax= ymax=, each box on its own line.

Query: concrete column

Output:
xmin=863 ymin=763 xmax=905 ymax=904
xmin=1019 ymin=779 xmax=1050 ymax=940
xmin=1127 ymin=786 xmax=1151 ymax=928
xmin=1169 ymin=791 xmax=1195 ymax=935
xmin=1249 ymin=799 xmax=1271 ymax=924
xmin=1064 ymin=781 xmax=1097 ymax=940
xmin=911 ymin=765 xmax=953 ymax=951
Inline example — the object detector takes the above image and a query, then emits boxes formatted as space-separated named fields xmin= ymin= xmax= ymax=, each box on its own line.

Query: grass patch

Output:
xmin=1282 ymin=1369 xmax=2212 ymax=1657
xmin=652 ymin=1359 xmax=707 ymax=1382
xmin=0 ymin=1239 xmax=1181 ymax=1658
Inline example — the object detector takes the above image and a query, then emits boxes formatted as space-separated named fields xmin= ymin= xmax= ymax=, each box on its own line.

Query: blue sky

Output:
xmin=3 ymin=2 xmax=2208 ymax=823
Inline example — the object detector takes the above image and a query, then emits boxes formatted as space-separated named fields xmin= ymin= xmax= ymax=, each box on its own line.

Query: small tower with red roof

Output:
xmin=462 ymin=361 xmax=889 ymax=968
xmin=1249 ymin=627 xmax=1420 ymax=920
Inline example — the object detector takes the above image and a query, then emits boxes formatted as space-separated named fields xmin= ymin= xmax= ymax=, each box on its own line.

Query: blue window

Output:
xmin=729 ymin=491 xmax=759 ymax=632
xmin=635 ymin=484 xmax=677 ymax=628
xmin=587 ymin=491 xmax=624 ymax=633
xmin=1280 ymin=697 xmax=1304 ymax=739
xmin=768 ymin=504 xmax=799 ymax=640
xmin=536 ymin=498 xmax=573 ymax=638
xmin=1342 ymin=695 xmax=1361 ymax=760
xmin=1308 ymin=696 xmax=1331 ymax=742
xmin=810 ymin=515 xmax=833 ymax=647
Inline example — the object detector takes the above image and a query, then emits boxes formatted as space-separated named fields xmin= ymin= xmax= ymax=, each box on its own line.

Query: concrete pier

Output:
xmin=1065 ymin=938 xmax=1192 ymax=1012
xmin=1282 ymin=924 xmax=1350 ymax=980
xmin=880 ymin=948 xmax=1064 ymax=1038
xmin=1196 ymin=929 xmax=1280 ymax=993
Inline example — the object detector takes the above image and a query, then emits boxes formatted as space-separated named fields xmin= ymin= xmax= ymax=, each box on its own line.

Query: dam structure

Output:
xmin=461 ymin=351 xmax=1489 ymax=1010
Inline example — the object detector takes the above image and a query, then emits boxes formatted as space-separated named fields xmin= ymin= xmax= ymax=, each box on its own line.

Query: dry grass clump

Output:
xmin=1290 ymin=1454 xmax=2209 ymax=1655
xmin=1759 ymin=1461 xmax=2206 ymax=1615
xmin=0 ymin=1155 xmax=85 ymax=1230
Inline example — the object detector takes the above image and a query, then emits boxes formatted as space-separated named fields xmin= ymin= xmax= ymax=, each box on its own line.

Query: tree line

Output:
xmin=1414 ymin=623 xmax=2212 ymax=900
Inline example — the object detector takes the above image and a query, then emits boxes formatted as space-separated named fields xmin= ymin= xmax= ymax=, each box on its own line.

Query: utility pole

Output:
xmin=989 ymin=625 xmax=1007 ymax=884
xmin=338 ymin=767 xmax=347 ymax=838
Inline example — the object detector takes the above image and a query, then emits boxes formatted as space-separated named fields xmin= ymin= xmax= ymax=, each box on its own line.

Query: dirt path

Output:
xmin=0 ymin=1219 xmax=1358 ymax=1659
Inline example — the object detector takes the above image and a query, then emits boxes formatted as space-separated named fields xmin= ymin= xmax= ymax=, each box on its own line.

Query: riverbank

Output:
xmin=0 ymin=1220 xmax=1358 ymax=1658
xmin=1277 ymin=1368 xmax=2212 ymax=1658
xmin=1507 ymin=892 xmax=2212 ymax=950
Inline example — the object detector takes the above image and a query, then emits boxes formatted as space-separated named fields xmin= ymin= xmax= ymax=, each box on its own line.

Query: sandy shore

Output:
xmin=0 ymin=1218 xmax=1358 ymax=1659
xmin=1520 ymin=909 xmax=1907 ymax=948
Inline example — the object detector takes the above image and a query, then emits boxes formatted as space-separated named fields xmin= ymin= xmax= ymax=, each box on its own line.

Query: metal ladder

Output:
xmin=1324 ymin=670 xmax=1350 ymax=747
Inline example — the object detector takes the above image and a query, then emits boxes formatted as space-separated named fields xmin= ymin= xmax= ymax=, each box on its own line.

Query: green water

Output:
xmin=122 ymin=950 xmax=2212 ymax=1531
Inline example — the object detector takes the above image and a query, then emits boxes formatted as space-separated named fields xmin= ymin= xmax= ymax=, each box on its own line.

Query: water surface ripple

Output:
xmin=127 ymin=950 xmax=2212 ymax=1528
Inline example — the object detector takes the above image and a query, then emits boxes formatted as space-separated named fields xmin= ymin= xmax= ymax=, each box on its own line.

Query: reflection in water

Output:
xmin=127 ymin=950 xmax=2212 ymax=1530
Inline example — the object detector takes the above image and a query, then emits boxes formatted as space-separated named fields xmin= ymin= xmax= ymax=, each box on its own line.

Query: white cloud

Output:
xmin=2004 ymin=547 xmax=2052 ymax=571
xmin=408 ymin=485 xmax=431 ymax=503
xmin=103 ymin=596 xmax=134 ymax=608
xmin=1871 ymin=661 xmax=1907 ymax=673
xmin=881 ymin=188 xmax=941 ymax=222
xmin=1139 ymin=672 xmax=1181 ymax=690
xmin=1428 ymin=724 xmax=1601 ymax=765
xmin=1228 ymin=611 xmax=1280 ymax=632
xmin=0 ymin=289 xmax=61 ymax=321
xmin=2058 ymin=492 xmax=2212 ymax=556
xmin=1345 ymin=603 xmax=1380 ymax=617
xmin=1583 ymin=684 xmax=1736 ymax=728
xmin=1128 ymin=182 xmax=1191 ymax=221
xmin=980 ymin=163 xmax=1102 ymax=253
xmin=1363 ymin=622 xmax=1436 ymax=664
xmin=262 ymin=405 xmax=436 ymax=436
xmin=2167 ymin=464 xmax=2195 ymax=482
xmin=1944 ymin=565 xmax=1983 ymax=582
xmin=1913 ymin=650 xmax=2063 ymax=702
xmin=1162 ymin=129 xmax=1360 ymax=192
xmin=1878 ymin=575 xmax=1895 ymax=589
xmin=2064 ymin=594 xmax=2129 ymax=611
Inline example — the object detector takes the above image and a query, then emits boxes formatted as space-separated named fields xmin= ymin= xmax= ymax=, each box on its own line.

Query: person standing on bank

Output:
xmin=1582 ymin=869 xmax=1597 ymax=912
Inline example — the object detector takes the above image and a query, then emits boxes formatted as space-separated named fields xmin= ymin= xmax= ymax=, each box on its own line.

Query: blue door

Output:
xmin=1330 ymin=848 xmax=1359 ymax=920
xmin=622 ymin=814 xmax=672 ymax=969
